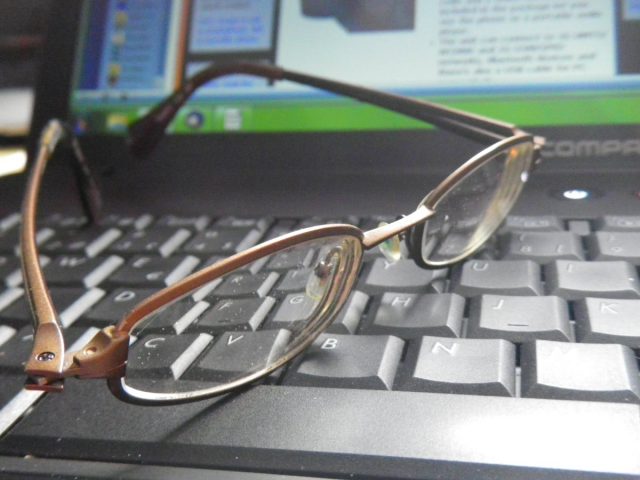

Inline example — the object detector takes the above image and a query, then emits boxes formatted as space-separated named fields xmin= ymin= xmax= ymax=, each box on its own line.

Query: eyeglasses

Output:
xmin=21 ymin=63 xmax=544 ymax=405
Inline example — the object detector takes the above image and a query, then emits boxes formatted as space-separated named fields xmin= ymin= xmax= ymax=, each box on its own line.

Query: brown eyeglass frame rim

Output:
xmin=21 ymin=63 xmax=544 ymax=403
xmin=109 ymin=227 xmax=366 ymax=405
xmin=409 ymin=135 xmax=541 ymax=268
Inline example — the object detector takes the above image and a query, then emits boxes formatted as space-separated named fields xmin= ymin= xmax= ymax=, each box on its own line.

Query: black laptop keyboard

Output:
xmin=1 ymin=211 xmax=639 ymax=478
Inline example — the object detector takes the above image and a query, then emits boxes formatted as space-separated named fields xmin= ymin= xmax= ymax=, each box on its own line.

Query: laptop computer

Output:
xmin=0 ymin=0 xmax=639 ymax=478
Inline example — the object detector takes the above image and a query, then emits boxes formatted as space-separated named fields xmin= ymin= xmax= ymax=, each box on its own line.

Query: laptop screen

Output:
xmin=70 ymin=0 xmax=640 ymax=137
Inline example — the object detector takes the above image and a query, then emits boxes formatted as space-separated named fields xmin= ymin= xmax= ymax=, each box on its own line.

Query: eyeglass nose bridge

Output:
xmin=376 ymin=218 xmax=412 ymax=263
xmin=362 ymin=205 xmax=435 ymax=251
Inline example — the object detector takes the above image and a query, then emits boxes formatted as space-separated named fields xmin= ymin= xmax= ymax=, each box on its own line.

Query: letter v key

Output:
xmin=227 ymin=334 xmax=244 ymax=346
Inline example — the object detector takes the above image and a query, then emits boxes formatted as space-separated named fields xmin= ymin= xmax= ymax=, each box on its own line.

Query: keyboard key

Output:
xmin=264 ymin=248 xmax=315 ymax=271
xmin=152 ymin=300 xmax=212 ymax=335
xmin=100 ymin=213 xmax=153 ymax=230
xmin=2 ymin=228 xmax=54 ymax=255
xmin=588 ymin=232 xmax=640 ymax=264
xmin=596 ymin=215 xmax=640 ymax=231
xmin=197 ymin=254 xmax=266 ymax=275
xmin=0 ymin=325 xmax=16 ymax=348
xmin=287 ymin=334 xmax=404 ymax=390
xmin=124 ymin=299 xmax=210 ymax=335
xmin=128 ymin=333 xmax=213 ymax=380
xmin=0 ymin=287 xmax=104 ymax=328
xmin=270 ymin=293 xmax=315 ymax=327
xmin=109 ymin=228 xmax=191 ymax=257
xmin=0 ymin=330 xmax=90 ymax=427
xmin=363 ymin=258 xmax=447 ymax=293
xmin=214 ymin=216 xmax=272 ymax=231
xmin=7 ymin=379 xmax=640 ymax=477
xmin=0 ymin=256 xmax=19 ymax=282
xmin=504 ymin=215 xmax=563 ymax=231
xmin=567 ymin=220 xmax=591 ymax=236
xmin=574 ymin=297 xmax=640 ymax=348
xmin=294 ymin=217 xmax=331 ymax=229
xmin=6 ymin=379 xmax=640 ymax=477
xmin=453 ymin=260 xmax=542 ymax=297
xmin=272 ymin=268 xmax=313 ymax=294
xmin=107 ymin=255 xmax=199 ymax=287
xmin=402 ymin=336 xmax=516 ymax=397
xmin=186 ymin=329 xmax=291 ymax=382
xmin=500 ymin=231 xmax=584 ymax=263
xmin=212 ymin=271 xmax=279 ymax=298
xmin=84 ymin=288 xmax=158 ymax=326
xmin=467 ymin=295 xmax=572 ymax=343
xmin=545 ymin=260 xmax=640 ymax=300
xmin=368 ymin=293 xmax=464 ymax=338
xmin=325 ymin=291 xmax=368 ymax=334
xmin=227 ymin=228 xmax=265 ymax=253
xmin=0 ymin=229 xmax=18 ymax=253
xmin=0 ymin=228 xmax=53 ymax=255
xmin=0 ymin=213 xmax=20 ymax=232
xmin=155 ymin=215 xmax=210 ymax=231
xmin=296 ymin=216 xmax=359 ymax=229
xmin=0 ymin=289 xmax=23 ymax=320
xmin=0 ymin=375 xmax=26 ymax=409
xmin=183 ymin=228 xmax=260 ymax=255
xmin=44 ymin=255 xmax=124 ymax=288
xmin=41 ymin=227 xmax=122 ymax=257
xmin=41 ymin=213 xmax=87 ymax=229
xmin=191 ymin=297 xmax=275 ymax=333
xmin=59 ymin=289 xmax=106 ymax=328
xmin=521 ymin=340 xmax=640 ymax=403
xmin=272 ymin=286 xmax=367 ymax=332
xmin=262 ymin=219 xmax=298 ymax=241
xmin=3 ymin=255 xmax=51 ymax=288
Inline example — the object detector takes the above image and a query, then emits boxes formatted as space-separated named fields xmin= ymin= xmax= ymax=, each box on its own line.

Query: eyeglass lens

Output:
xmin=419 ymin=140 xmax=534 ymax=266
xmin=122 ymin=235 xmax=361 ymax=398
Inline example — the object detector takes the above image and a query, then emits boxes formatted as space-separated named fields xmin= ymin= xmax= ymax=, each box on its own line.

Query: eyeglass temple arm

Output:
xmin=128 ymin=63 xmax=521 ymax=158
xmin=21 ymin=119 xmax=103 ymax=383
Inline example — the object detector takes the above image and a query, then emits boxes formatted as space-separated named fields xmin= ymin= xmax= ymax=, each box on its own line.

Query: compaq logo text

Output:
xmin=543 ymin=139 xmax=640 ymax=158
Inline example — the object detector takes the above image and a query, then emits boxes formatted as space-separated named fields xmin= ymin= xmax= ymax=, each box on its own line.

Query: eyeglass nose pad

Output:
xmin=306 ymin=246 xmax=342 ymax=301
xmin=377 ymin=221 xmax=409 ymax=263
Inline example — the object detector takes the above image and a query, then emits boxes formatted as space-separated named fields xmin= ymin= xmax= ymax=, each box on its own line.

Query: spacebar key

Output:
xmin=1 ymin=383 xmax=639 ymax=478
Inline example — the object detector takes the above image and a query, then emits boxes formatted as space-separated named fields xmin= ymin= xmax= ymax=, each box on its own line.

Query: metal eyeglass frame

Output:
xmin=21 ymin=63 xmax=544 ymax=404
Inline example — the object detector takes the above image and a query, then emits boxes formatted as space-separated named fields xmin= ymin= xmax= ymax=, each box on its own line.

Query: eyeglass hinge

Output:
xmin=63 ymin=326 xmax=129 ymax=380
xmin=25 ymin=376 xmax=65 ymax=393
xmin=24 ymin=326 xmax=129 ymax=393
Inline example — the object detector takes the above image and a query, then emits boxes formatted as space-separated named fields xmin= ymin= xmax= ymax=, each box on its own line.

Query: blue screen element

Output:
xmin=189 ymin=0 xmax=275 ymax=53
xmin=95 ymin=0 xmax=172 ymax=90
xmin=625 ymin=0 xmax=640 ymax=19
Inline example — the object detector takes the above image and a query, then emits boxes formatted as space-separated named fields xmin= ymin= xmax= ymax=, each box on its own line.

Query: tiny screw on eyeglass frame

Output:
xmin=21 ymin=63 xmax=544 ymax=405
